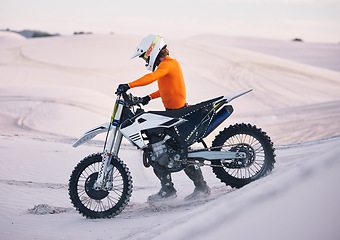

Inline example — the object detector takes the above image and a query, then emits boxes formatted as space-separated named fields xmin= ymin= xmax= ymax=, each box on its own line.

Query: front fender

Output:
xmin=73 ymin=122 xmax=110 ymax=147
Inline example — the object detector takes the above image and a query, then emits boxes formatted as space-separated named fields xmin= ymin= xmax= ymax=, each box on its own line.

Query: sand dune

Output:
xmin=0 ymin=31 xmax=339 ymax=240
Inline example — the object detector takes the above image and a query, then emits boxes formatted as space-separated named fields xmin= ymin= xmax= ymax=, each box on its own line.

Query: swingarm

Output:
xmin=188 ymin=151 xmax=246 ymax=160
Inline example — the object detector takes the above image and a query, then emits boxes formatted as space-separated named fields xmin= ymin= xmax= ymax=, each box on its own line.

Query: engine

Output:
xmin=143 ymin=136 xmax=187 ymax=172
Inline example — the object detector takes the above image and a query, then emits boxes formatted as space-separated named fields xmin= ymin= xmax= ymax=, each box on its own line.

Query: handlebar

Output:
xmin=121 ymin=92 xmax=144 ymax=107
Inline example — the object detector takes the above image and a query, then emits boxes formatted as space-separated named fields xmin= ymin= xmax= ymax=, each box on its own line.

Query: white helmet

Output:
xmin=130 ymin=34 xmax=167 ymax=71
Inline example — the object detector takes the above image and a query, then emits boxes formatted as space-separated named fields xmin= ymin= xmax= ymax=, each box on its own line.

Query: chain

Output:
xmin=174 ymin=158 xmax=225 ymax=168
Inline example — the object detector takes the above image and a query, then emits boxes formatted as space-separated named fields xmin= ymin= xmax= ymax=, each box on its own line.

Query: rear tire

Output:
xmin=69 ymin=153 xmax=132 ymax=218
xmin=211 ymin=123 xmax=275 ymax=188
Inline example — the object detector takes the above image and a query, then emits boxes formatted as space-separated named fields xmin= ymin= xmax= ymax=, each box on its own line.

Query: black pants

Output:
xmin=154 ymin=165 xmax=207 ymax=190
xmin=154 ymin=103 xmax=207 ymax=190
xmin=165 ymin=103 xmax=188 ymax=111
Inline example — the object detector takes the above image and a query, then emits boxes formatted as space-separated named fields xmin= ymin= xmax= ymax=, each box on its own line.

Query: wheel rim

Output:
xmin=228 ymin=143 xmax=255 ymax=168
xmin=221 ymin=133 xmax=265 ymax=179
xmin=85 ymin=172 xmax=109 ymax=200
xmin=77 ymin=161 xmax=125 ymax=213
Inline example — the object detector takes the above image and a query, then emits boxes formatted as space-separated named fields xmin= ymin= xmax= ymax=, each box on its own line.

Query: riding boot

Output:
xmin=147 ymin=169 xmax=177 ymax=202
xmin=184 ymin=165 xmax=211 ymax=200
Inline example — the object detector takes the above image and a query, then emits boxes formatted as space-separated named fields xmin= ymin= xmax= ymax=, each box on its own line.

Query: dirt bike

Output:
xmin=69 ymin=89 xmax=275 ymax=218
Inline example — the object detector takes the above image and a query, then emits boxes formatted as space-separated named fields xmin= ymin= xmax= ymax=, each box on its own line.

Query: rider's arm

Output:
xmin=150 ymin=90 xmax=160 ymax=99
xmin=128 ymin=61 xmax=170 ymax=88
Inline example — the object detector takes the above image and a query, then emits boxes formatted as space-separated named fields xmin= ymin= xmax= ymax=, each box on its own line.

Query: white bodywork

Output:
xmin=72 ymin=89 xmax=253 ymax=149
xmin=119 ymin=112 xmax=186 ymax=149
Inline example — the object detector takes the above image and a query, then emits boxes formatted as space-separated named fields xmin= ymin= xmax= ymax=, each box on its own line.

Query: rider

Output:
xmin=117 ymin=34 xmax=211 ymax=201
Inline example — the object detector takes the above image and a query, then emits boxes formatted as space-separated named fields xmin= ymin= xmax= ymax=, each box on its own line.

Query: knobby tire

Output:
xmin=68 ymin=153 xmax=133 ymax=218
xmin=211 ymin=123 xmax=275 ymax=188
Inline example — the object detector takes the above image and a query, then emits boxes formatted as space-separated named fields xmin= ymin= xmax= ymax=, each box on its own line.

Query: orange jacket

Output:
xmin=129 ymin=56 xmax=186 ymax=109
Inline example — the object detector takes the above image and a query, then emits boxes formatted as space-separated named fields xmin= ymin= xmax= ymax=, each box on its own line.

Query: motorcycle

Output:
xmin=69 ymin=89 xmax=276 ymax=219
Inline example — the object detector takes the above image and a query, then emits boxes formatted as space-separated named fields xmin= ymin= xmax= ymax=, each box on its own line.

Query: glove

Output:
xmin=116 ymin=84 xmax=130 ymax=94
xmin=141 ymin=95 xmax=151 ymax=106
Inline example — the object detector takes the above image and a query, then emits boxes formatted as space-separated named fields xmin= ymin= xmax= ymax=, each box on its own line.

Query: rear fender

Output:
xmin=221 ymin=89 xmax=252 ymax=103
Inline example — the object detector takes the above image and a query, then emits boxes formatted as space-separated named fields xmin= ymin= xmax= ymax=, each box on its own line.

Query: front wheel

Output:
xmin=69 ymin=153 xmax=133 ymax=218
xmin=211 ymin=123 xmax=275 ymax=188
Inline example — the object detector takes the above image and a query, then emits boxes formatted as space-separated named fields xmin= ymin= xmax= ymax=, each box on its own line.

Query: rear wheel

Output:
xmin=211 ymin=123 xmax=275 ymax=188
xmin=69 ymin=153 xmax=132 ymax=218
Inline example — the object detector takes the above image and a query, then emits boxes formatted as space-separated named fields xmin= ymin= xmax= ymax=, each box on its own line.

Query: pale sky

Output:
xmin=1 ymin=0 xmax=340 ymax=43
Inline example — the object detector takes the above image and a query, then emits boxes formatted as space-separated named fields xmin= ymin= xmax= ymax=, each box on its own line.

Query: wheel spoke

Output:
xmin=219 ymin=133 xmax=266 ymax=178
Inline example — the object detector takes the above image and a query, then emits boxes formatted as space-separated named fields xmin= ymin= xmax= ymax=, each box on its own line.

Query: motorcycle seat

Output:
xmin=149 ymin=96 xmax=224 ymax=119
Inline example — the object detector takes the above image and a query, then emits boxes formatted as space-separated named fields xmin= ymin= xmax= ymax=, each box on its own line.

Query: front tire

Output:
xmin=211 ymin=123 xmax=275 ymax=188
xmin=69 ymin=153 xmax=132 ymax=218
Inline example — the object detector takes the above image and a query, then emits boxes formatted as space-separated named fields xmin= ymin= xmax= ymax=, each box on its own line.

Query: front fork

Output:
xmin=94 ymin=96 xmax=125 ymax=191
